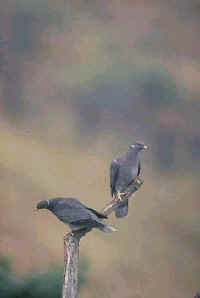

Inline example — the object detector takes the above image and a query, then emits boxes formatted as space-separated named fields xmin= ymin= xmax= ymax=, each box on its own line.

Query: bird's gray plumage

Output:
xmin=37 ymin=197 xmax=116 ymax=232
xmin=110 ymin=143 xmax=147 ymax=218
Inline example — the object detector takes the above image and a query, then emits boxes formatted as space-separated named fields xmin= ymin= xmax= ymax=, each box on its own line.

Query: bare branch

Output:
xmin=62 ymin=228 xmax=91 ymax=298
xmin=62 ymin=177 xmax=144 ymax=298
xmin=101 ymin=177 xmax=143 ymax=216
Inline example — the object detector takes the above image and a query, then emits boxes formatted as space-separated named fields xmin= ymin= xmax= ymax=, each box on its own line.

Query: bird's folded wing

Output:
xmin=86 ymin=207 xmax=107 ymax=218
xmin=53 ymin=205 xmax=92 ymax=223
xmin=110 ymin=159 xmax=120 ymax=196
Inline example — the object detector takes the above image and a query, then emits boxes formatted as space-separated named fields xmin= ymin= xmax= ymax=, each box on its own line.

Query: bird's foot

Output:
xmin=116 ymin=191 xmax=126 ymax=201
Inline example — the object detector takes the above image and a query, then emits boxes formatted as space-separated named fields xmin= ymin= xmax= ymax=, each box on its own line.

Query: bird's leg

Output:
xmin=116 ymin=191 xmax=126 ymax=201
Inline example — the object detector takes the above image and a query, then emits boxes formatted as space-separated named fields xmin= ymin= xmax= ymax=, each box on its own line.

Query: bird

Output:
xmin=110 ymin=143 xmax=148 ymax=218
xmin=36 ymin=197 xmax=117 ymax=233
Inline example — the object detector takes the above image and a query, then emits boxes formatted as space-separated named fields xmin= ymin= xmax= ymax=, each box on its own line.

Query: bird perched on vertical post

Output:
xmin=36 ymin=197 xmax=117 ymax=233
xmin=110 ymin=143 xmax=148 ymax=218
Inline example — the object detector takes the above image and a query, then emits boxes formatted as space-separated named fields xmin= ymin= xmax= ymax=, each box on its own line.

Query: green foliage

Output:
xmin=0 ymin=257 xmax=88 ymax=298
xmin=79 ymin=63 xmax=179 ymax=108
xmin=0 ymin=258 xmax=22 ymax=298
xmin=155 ymin=133 xmax=176 ymax=170
xmin=138 ymin=70 xmax=178 ymax=107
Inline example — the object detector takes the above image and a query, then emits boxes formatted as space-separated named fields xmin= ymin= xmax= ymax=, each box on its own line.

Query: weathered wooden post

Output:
xmin=62 ymin=178 xmax=143 ymax=298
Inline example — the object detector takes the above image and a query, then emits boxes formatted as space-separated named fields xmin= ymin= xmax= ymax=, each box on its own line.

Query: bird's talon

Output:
xmin=117 ymin=191 xmax=126 ymax=201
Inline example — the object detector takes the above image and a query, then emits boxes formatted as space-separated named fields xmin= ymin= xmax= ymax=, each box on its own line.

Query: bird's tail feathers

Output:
xmin=115 ymin=200 xmax=128 ymax=218
xmin=97 ymin=223 xmax=117 ymax=233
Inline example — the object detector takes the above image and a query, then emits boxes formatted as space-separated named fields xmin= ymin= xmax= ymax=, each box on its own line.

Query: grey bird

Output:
xmin=110 ymin=143 xmax=148 ymax=218
xmin=36 ymin=197 xmax=117 ymax=233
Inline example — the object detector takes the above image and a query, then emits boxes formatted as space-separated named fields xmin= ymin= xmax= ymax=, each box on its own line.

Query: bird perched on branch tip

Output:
xmin=110 ymin=143 xmax=148 ymax=218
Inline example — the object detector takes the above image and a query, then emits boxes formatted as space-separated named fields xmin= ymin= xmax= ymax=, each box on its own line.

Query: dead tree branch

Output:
xmin=62 ymin=228 xmax=91 ymax=298
xmin=101 ymin=177 xmax=143 ymax=216
xmin=62 ymin=177 xmax=143 ymax=298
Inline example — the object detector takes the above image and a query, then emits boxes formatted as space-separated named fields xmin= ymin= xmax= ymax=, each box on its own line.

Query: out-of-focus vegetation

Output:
xmin=0 ymin=0 xmax=200 ymax=298
xmin=0 ymin=257 xmax=88 ymax=298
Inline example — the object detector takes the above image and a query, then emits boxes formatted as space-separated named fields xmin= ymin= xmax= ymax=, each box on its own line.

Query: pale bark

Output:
xmin=62 ymin=177 xmax=143 ymax=298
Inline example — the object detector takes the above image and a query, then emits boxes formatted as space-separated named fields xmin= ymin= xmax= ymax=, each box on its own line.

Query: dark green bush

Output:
xmin=0 ymin=257 xmax=88 ymax=298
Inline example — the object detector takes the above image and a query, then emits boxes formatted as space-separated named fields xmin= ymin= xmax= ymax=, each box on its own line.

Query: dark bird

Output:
xmin=110 ymin=143 xmax=148 ymax=218
xmin=36 ymin=197 xmax=116 ymax=233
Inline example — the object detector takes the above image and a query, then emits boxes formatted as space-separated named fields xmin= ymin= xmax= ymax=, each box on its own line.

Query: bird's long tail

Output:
xmin=97 ymin=223 xmax=117 ymax=233
xmin=115 ymin=200 xmax=128 ymax=218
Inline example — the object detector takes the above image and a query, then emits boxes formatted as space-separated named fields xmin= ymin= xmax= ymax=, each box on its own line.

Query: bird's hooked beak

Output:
xmin=36 ymin=199 xmax=50 ymax=211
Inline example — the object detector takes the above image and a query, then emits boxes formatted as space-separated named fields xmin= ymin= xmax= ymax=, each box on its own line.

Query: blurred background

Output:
xmin=0 ymin=0 xmax=200 ymax=297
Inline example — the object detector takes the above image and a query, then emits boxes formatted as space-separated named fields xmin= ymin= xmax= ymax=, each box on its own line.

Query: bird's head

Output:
xmin=129 ymin=143 xmax=148 ymax=152
xmin=36 ymin=200 xmax=50 ymax=210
